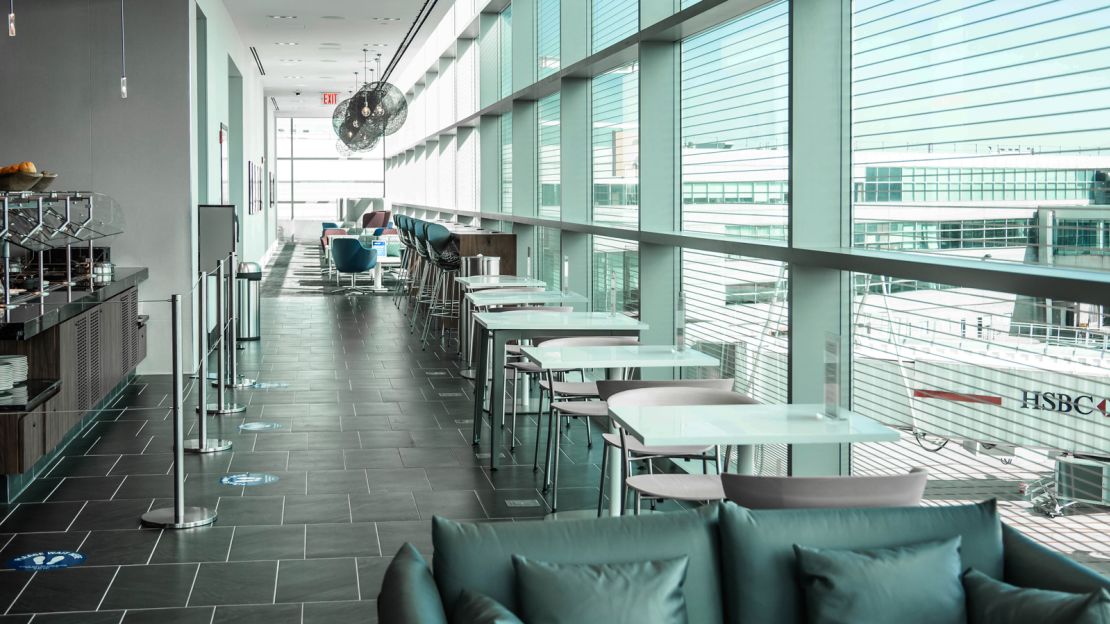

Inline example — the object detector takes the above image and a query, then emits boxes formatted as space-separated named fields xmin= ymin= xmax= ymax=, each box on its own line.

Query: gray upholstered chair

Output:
xmin=605 ymin=386 xmax=757 ymax=515
xmin=594 ymin=379 xmax=736 ymax=517
xmin=721 ymin=468 xmax=928 ymax=509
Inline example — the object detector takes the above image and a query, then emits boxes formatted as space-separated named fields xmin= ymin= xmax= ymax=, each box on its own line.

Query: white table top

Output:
xmin=607 ymin=403 xmax=900 ymax=447
xmin=474 ymin=310 xmax=648 ymax=332
xmin=521 ymin=345 xmax=718 ymax=369
xmin=467 ymin=290 xmax=589 ymax=307
xmin=456 ymin=275 xmax=547 ymax=288
xmin=376 ymin=256 xmax=403 ymax=265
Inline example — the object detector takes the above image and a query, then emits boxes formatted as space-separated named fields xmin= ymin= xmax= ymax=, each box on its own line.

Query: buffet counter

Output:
xmin=0 ymin=268 xmax=148 ymax=500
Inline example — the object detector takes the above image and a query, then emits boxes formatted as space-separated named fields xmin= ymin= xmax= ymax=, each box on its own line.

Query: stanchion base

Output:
xmin=201 ymin=403 xmax=247 ymax=415
xmin=184 ymin=438 xmax=233 ymax=453
xmin=212 ymin=377 xmax=256 ymax=389
xmin=141 ymin=506 xmax=217 ymax=529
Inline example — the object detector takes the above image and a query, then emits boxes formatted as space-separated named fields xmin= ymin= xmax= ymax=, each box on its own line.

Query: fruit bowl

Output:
xmin=0 ymin=171 xmax=43 ymax=192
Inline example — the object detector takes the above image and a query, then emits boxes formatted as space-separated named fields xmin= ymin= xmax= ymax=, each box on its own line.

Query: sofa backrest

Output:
xmin=718 ymin=499 xmax=1004 ymax=624
xmin=432 ymin=505 xmax=726 ymax=624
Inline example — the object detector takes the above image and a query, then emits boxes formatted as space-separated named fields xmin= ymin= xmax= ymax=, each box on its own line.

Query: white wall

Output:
xmin=0 ymin=0 xmax=272 ymax=374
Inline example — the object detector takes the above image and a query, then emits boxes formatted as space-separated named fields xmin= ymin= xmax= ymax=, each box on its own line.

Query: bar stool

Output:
xmin=392 ymin=215 xmax=415 ymax=307
xmin=421 ymin=223 xmax=462 ymax=350
xmin=408 ymin=220 xmax=436 ymax=333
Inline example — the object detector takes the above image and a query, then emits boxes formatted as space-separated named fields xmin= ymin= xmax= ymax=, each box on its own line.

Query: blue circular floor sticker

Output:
xmin=238 ymin=421 xmax=282 ymax=432
xmin=220 ymin=473 xmax=279 ymax=487
xmin=8 ymin=551 xmax=86 ymax=571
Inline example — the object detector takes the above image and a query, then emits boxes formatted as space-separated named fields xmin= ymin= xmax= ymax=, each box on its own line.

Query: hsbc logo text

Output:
xmin=1020 ymin=391 xmax=1110 ymax=417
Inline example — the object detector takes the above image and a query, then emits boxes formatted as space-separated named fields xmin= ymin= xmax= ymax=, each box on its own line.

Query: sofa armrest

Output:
xmin=378 ymin=543 xmax=449 ymax=624
xmin=1002 ymin=524 xmax=1110 ymax=593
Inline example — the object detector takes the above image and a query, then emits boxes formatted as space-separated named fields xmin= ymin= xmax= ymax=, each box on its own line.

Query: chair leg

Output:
xmin=542 ymin=402 xmax=555 ymax=490
xmin=508 ymin=369 xmax=517 ymax=430
xmin=551 ymin=412 xmax=562 ymax=512
xmin=421 ymin=270 xmax=441 ymax=349
xmin=634 ymin=491 xmax=642 ymax=516
xmin=597 ymin=441 xmax=608 ymax=518
xmin=584 ymin=417 xmax=593 ymax=448
xmin=532 ymin=383 xmax=547 ymax=472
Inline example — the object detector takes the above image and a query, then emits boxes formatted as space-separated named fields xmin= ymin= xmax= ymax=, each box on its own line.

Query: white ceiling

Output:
xmin=222 ymin=0 xmax=449 ymax=118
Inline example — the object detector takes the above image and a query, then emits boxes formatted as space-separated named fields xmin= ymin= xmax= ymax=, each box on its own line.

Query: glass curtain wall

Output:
xmin=382 ymin=0 xmax=1110 ymax=571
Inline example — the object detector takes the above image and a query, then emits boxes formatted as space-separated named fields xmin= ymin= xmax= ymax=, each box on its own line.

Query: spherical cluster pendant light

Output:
xmin=331 ymin=50 xmax=407 ymax=152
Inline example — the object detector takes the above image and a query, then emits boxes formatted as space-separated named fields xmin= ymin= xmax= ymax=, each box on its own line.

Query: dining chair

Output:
xmin=604 ymin=386 xmax=757 ymax=515
xmin=721 ymin=469 xmax=928 ymax=509
xmin=330 ymin=237 xmax=378 ymax=296
xmin=320 ymin=228 xmax=349 ymax=278
xmin=593 ymin=378 xmax=736 ymax=517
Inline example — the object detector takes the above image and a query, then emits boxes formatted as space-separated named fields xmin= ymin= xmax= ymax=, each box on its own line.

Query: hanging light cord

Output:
xmin=380 ymin=0 xmax=438 ymax=85
xmin=8 ymin=0 xmax=15 ymax=37
xmin=119 ymin=0 xmax=128 ymax=98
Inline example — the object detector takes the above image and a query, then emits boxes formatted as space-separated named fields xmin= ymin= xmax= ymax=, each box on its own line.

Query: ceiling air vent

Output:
xmin=250 ymin=46 xmax=266 ymax=76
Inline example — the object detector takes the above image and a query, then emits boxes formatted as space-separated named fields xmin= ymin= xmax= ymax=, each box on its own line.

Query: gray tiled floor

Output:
xmin=0 ymin=243 xmax=626 ymax=622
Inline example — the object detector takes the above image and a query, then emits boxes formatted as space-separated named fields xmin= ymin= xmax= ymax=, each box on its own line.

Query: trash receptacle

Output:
xmin=236 ymin=262 xmax=262 ymax=341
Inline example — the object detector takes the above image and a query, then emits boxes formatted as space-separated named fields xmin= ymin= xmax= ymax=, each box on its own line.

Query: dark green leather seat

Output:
xmin=377 ymin=501 xmax=1110 ymax=623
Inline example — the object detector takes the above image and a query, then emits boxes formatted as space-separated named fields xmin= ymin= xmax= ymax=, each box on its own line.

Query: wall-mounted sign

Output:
xmin=8 ymin=551 xmax=86 ymax=571
xmin=322 ymin=92 xmax=339 ymax=105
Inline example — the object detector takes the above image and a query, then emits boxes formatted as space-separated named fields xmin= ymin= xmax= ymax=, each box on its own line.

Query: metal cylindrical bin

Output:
xmin=460 ymin=255 xmax=501 ymax=278
xmin=236 ymin=261 xmax=263 ymax=341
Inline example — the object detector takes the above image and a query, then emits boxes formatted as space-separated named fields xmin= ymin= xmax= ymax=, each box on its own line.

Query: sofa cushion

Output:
xmin=377 ymin=543 xmax=449 ymax=624
xmin=432 ymin=505 xmax=724 ymax=624
xmin=719 ymin=500 xmax=1002 ymax=624
xmin=964 ymin=569 xmax=1110 ymax=624
xmin=794 ymin=536 xmax=966 ymax=624
xmin=513 ymin=555 xmax=690 ymax=624
xmin=452 ymin=589 xmax=523 ymax=624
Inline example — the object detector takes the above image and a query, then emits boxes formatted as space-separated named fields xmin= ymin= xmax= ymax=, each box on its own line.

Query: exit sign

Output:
xmin=322 ymin=92 xmax=339 ymax=105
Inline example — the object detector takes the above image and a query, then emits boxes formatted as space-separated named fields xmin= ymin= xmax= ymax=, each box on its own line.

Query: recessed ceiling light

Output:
xmin=321 ymin=16 xmax=344 ymax=20
xmin=319 ymin=76 xmax=335 ymax=79
xmin=370 ymin=17 xmax=401 ymax=22
xmin=320 ymin=59 xmax=337 ymax=63
xmin=277 ymin=59 xmax=302 ymax=63
xmin=320 ymin=42 xmax=341 ymax=47
xmin=369 ymin=43 xmax=389 ymax=47
xmin=275 ymin=42 xmax=299 ymax=46
xmin=268 ymin=15 xmax=298 ymax=19
xmin=284 ymin=75 xmax=304 ymax=79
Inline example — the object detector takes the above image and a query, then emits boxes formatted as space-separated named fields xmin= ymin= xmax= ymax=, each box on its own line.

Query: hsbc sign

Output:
xmin=1020 ymin=391 xmax=1110 ymax=417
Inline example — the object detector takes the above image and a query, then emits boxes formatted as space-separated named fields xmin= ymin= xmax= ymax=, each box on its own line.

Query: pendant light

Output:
xmin=119 ymin=0 xmax=128 ymax=98
xmin=8 ymin=0 xmax=14 ymax=37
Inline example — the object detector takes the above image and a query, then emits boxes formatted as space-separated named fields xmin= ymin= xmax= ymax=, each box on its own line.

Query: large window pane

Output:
xmin=592 ymin=64 xmax=639 ymax=229
xmin=591 ymin=236 xmax=638 ymax=314
xmin=852 ymin=0 xmax=1110 ymax=268
xmin=850 ymin=275 xmax=1110 ymax=572
xmin=500 ymin=4 xmax=513 ymax=98
xmin=681 ymin=1 xmax=789 ymax=239
xmin=538 ymin=94 xmax=561 ymax=219
xmin=593 ymin=0 xmax=638 ymax=52
xmin=539 ymin=227 xmax=562 ymax=290
xmin=501 ymin=113 xmax=513 ymax=214
xmin=537 ymin=0 xmax=560 ymax=78
xmin=682 ymin=249 xmax=789 ymax=475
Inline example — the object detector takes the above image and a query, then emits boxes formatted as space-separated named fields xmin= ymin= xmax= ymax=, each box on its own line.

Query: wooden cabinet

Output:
xmin=0 ymin=287 xmax=146 ymax=475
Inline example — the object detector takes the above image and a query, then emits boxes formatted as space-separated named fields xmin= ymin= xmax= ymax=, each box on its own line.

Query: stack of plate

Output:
xmin=0 ymin=363 xmax=13 ymax=392
xmin=0 ymin=355 xmax=28 ymax=384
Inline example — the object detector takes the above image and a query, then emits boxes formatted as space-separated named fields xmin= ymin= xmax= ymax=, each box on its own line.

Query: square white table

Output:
xmin=608 ymin=401 xmax=899 ymax=490
xmin=520 ymin=345 xmax=720 ymax=513
xmin=456 ymin=275 xmax=547 ymax=289
xmin=471 ymin=311 xmax=648 ymax=470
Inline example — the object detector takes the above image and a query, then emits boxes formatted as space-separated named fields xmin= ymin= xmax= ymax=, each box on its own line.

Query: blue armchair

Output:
xmin=330 ymin=237 xmax=378 ymax=295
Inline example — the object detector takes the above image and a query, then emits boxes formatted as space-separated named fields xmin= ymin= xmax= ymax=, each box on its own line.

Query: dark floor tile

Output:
xmin=228 ymin=525 xmax=305 ymax=561
xmin=287 ymin=450 xmax=344 ymax=471
xmin=47 ymin=455 xmax=121 ymax=478
xmin=281 ymin=494 xmax=351 ymax=524
xmin=69 ymin=499 xmax=153 ymax=531
xmin=306 ymin=470 xmax=368 ymax=495
xmin=120 ymin=607 xmax=214 ymax=624
xmin=9 ymin=566 xmax=118 ymax=613
xmin=357 ymin=556 xmax=391 ymax=599
xmin=0 ymin=615 xmax=32 ymax=623
xmin=302 ymin=599 xmax=376 ymax=623
xmin=274 ymin=558 xmax=359 ymax=603
xmin=343 ymin=449 xmax=403 ymax=469
xmin=188 ymin=561 xmax=277 ymax=606
xmin=0 ymin=531 xmax=87 ymax=561
xmin=254 ymin=432 xmax=361 ymax=452
xmin=112 ymin=475 xmax=173 ymax=500
xmin=357 ymin=431 xmax=415 ymax=448
xmin=214 ymin=496 xmax=284 ymax=526
xmin=29 ymin=611 xmax=123 ymax=623
xmin=212 ymin=603 xmax=302 ymax=624
xmin=239 ymin=471 xmax=308 ymax=497
xmin=100 ymin=563 xmax=199 ymax=610
xmin=108 ymin=454 xmax=174 ymax=476
xmin=227 ymin=452 xmax=289 ymax=473
xmin=374 ymin=521 xmax=433 ymax=556
xmin=0 ymin=570 xmax=33 ymax=613
xmin=149 ymin=526 xmax=234 ymax=564
xmin=410 ymin=429 xmax=469 ymax=448
xmin=424 ymin=467 xmax=493 ymax=491
xmin=0 ymin=502 xmax=85 ymax=533
xmin=349 ymin=492 xmax=420 ymax=523
xmin=365 ymin=469 xmax=431 ymax=492
xmin=79 ymin=529 xmax=161 ymax=565
xmin=399 ymin=448 xmax=461 ymax=468
xmin=305 ymin=523 xmax=380 ymax=559
xmin=413 ymin=490 xmax=487 ymax=520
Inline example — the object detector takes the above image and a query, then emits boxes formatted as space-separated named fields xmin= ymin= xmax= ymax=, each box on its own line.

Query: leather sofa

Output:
xmin=377 ymin=500 xmax=1110 ymax=623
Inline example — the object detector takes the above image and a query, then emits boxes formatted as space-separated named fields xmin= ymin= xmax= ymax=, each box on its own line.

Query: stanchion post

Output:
xmin=141 ymin=294 xmax=217 ymax=529
xmin=217 ymin=251 xmax=253 ymax=388
xmin=188 ymin=270 xmax=231 ymax=452
xmin=207 ymin=257 xmax=245 ymax=414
